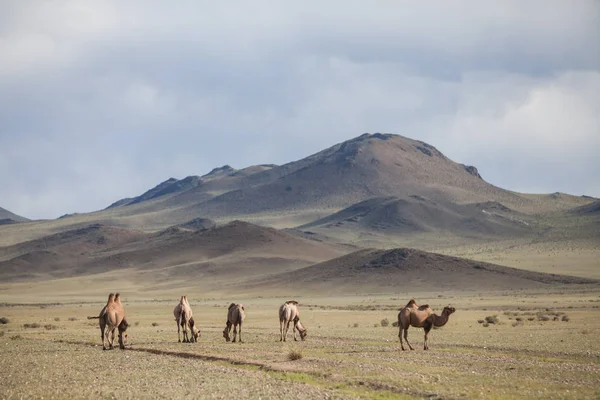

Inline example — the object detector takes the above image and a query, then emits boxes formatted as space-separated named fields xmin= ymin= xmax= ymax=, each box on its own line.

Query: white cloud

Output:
xmin=0 ymin=1 xmax=598 ymax=218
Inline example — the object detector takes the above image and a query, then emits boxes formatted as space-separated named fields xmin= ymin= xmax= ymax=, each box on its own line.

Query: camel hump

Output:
xmin=405 ymin=299 xmax=417 ymax=307
xmin=107 ymin=293 xmax=115 ymax=304
xmin=286 ymin=300 xmax=299 ymax=305
xmin=418 ymin=304 xmax=430 ymax=310
xmin=228 ymin=303 xmax=236 ymax=310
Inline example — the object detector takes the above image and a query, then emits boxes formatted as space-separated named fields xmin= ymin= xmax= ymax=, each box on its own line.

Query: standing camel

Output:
xmin=87 ymin=292 xmax=128 ymax=350
xmin=223 ymin=303 xmax=245 ymax=343
xmin=397 ymin=299 xmax=455 ymax=350
xmin=279 ymin=300 xmax=307 ymax=342
xmin=173 ymin=296 xmax=200 ymax=343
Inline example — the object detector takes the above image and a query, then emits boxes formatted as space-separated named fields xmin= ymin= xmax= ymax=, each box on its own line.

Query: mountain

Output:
xmin=297 ymin=196 xmax=531 ymax=239
xmin=0 ymin=207 xmax=29 ymax=224
xmin=0 ymin=221 xmax=347 ymax=283
xmin=245 ymin=248 xmax=598 ymax=294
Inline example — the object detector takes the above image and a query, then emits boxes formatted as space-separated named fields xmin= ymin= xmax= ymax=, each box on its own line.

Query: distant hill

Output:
xmin=0 ymin=207 xmax=29 ymax=224
xmin=247 ymin=248 xmax=598 ymax=294
xmin=297 ymin=196 xmax=531 ymax=239
xmin=0 ymin=221 xmax=347 ymax=283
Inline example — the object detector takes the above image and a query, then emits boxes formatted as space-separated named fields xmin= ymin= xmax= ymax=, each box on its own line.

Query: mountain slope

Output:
xmin=246 ymin=248 xmax=598 ymax=294
xmin=0 ymin=206 xmax=29 ymax=224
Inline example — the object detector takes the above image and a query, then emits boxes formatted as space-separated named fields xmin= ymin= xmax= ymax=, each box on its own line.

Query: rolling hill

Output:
xmin=0 ymin=206 xmax=29 ymax=224
xmin=245 ymin=248 xmax=598 ymax=294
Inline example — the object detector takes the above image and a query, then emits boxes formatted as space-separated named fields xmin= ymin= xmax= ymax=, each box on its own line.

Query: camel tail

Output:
xmin=87 ymin=316 xmax=100 ymax=319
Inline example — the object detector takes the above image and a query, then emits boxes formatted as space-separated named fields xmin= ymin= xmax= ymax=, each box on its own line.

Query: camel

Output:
xmin=397 ymin=299 xmax=455 ymax=350
xmin=173 ymin=295 xmax=200 ymax=343
xmin=87 ymin=292 xmax=128 ymax=350
xmin=279 ymin=300 xmax=307 ymax=342
xmin=223 ymin=303 xmax=245 ymax=343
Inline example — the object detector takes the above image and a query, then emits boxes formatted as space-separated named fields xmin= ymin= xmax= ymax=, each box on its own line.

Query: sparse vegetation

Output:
xmin=562 ymin=315 xmax=570 ymax=322
xmin=23 ymin=323 xmax=41 ymax=329
xmin=68 ymin=317 xmax=77 ymax=321
xmin=9 ymin=334 xmax=22 ymax=340
xmin=392 ymin=321 xmax=399 ymax=327
xmin=380 ymin=318 xmax=389 ymax=327
xmin=54 ymin=317 xmax=60 ymax=321
xmin=287 ymin=350 xmax=303 ymax=361
xmin=485 ymin=315 xmax=499 ymax=324
xmin=44 ymin=324 xmax=58 ymax=330
xmin=0 ymin=317 xmax=9 ymax=324
xmin=152 ymin=322 xmax=159 ymax=327
xmin=353 ymin=323 xmax=359 ymax=328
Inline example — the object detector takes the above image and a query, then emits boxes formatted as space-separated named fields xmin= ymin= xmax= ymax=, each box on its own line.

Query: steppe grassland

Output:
xmin=2 ymin=290 xmax=599 ymax=399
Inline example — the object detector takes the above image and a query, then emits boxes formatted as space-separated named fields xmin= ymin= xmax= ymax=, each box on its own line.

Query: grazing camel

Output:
xmin=397 ymin=299 xmax=455 ymax=350
xmin=223 ymin=303 xmax=245 ymax=343
xmin=279 ymin=300 xmax=307 ymax=342
xmin=173 ymin=296 xmax=200 ymax=343
xmin=87 ymin=292 xmax=128 ymax=350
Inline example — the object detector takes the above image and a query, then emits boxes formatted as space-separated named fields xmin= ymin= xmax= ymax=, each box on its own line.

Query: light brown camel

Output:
xmin=223 ymin=303 xmax=245 ymax=343
xmin=87 ymin=292 xmax=128 ymax=350
xmin=279 ymin=300 xmax=307 ymax=342
xmin=173 ymin=295 xmax=199 ymax=343
xmin=397 ymin=299 xmax=455 ymax=350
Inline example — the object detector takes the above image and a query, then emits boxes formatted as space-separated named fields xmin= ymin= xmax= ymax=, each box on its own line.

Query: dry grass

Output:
xmin=1 ymin=290 xmax=599 ymax=399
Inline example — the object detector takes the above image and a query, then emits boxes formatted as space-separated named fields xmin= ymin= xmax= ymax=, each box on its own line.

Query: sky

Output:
xmin=1 ymin=1 xmax=599 ymax=220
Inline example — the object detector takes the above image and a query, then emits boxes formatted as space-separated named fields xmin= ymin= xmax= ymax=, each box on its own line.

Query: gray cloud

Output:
xmin=1 ymin=1 xmax=599 ymax=219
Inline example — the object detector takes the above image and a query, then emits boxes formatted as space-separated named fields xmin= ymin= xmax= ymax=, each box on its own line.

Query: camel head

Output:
xmin=118 ymin=319 xmax=129 ymax=349
xmin=189 ymin=317 xmax=200 ymax=342
xmin=443 ymin=306 xmax=456 ymax=316
xmin=223 ymin=327 xmax=230 ymax=342
xmin=299 ymin=328 xmax=308 ymax=341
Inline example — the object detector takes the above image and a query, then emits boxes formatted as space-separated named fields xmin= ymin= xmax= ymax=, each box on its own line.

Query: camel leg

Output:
xmin=182 ymin=322 xmax=188 ymax=343
xmin=176 ymin=319 xmax=181 ymax=343
xmin=284 ymin=320 xmax=291 ymax=342
xmin=399 ymin=326 xmax=405 ymax=351
xmin=404 ymin=328 xmax=414 ymax=351
xmin=293 ymin=317 xmax=299 ymax=341
xmin=279 ymin=320 xmax=284 ymax=341
xmin=232 ymin=324 xmax=237 ymax=343
xmin=238 ymin=322 xmax=242 ymax=343
xmin=424 ymin=324 xmax=432 ymax=350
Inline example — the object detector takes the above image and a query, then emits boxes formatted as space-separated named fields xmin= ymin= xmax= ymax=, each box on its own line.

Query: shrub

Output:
xmin=10 ymin=334 xmax=22 ymax=340
xmin=482 ymin=322 xmax=489 ymax=327
xmin=23 ymin=323 xmax=41 ymax=329
xmin=477 ymin=319 xmax=484 ymax=324
xmin=485 ymin=315 xmax=498 ymax=324
xmin=0 ymin=317 xmax=8 ymax=324
xmin=68 ymin=317 xmax=77 ymax=322
xmin=54 ymin=317 xmax=60 ymax=322
xmin=44 ymin=324 xmax=58 ymax=330
xmin=373 ymin=324 xmax=379 ymax=328
xmin=380 ymin=318 xmax=390 ymax=327
xmin=562 ymin=315 xmax=570 ymax=322
xmin=515 ymin=317 xmax=522 ymax=322
xmin=353 ymin=323 xmax=359 ymax=328
xmin=152 ymin=322 xmax=159 ymax=327
xmin=392 ymin=321 xmax=399 ymax=327
xmin=134 ymin=321 xmax=140 ymax=326
xmin=527 ymin=317 xmax=535 ymax=321
xmin=287 ymin=350 xmax=303 ymax=361
xmin=512 ymin=321 xmax=523 ymax=327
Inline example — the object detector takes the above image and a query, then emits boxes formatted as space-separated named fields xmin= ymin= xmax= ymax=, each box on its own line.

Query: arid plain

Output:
xmin=1 ymin=134 xmax=599 ymax=399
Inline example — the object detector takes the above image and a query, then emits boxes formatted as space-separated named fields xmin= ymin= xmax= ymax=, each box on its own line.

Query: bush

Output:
xmin=392 ymin=321 xmax=399 ymax=327
xmin=562 ymin=315 xmax=570 ymax=322
xmin=23 ymin=323 xmax=41 ymax=329
xmin=134 ymin=321 xmax=140 ymax=326
xmin=54 ymin=317 xmax=60 ymax=322
xmin=44 ymin=324 xmax=58 ymax=330
xmin=380 ymin=318 xmax=390 ymax=327
xmin=477 ymin=319 xmax=484 ymax=324
xmin=0 ymin=317 xmax=8 ymax=324
xmin=287 ymin=350 xmax=303 ymax=361
xmin=152 ymin=322 xmax=159 ymax=327
xmin=485 ymin=315 xmax=499 ymax=324
xmin=68 ymin=317 xmax=77 ymax=321
xmin=353 ymin=323 xmax=359 ymax=328
xmin=10 ymin=334 xmax=22 ymax=340
xmin=482 ymin=322 xmax=489 ymax=328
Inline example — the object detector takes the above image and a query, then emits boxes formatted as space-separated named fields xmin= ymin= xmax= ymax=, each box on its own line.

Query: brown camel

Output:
xmin=279 ymin=300 xmax=307 ymax=342
xmin=223 ymin=303 xmax=245 ymax=343
xmin=87 ymin=292 xmax=128 ymax=350
xmin=173 ymin=295 xmax=199 ymax=343
xmin=397 ymin=299 xmax=455 ymax=350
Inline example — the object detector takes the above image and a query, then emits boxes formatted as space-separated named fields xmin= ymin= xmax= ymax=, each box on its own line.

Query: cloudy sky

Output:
xmin=1 ymin=1 xmax=599 ymax=219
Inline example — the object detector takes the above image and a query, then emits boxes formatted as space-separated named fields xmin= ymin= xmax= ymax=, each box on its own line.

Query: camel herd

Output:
xmin=89 ymin=295 xmax=454 ymax=351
